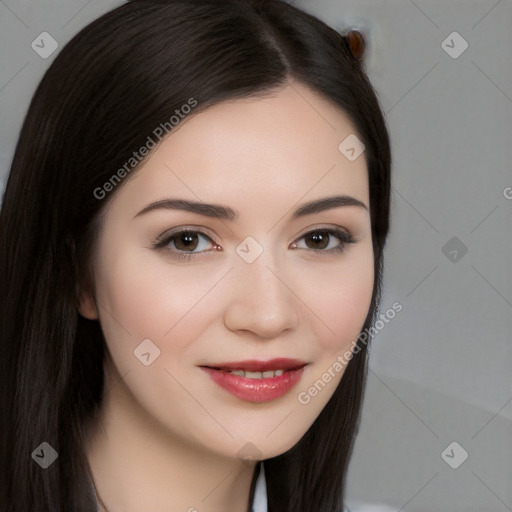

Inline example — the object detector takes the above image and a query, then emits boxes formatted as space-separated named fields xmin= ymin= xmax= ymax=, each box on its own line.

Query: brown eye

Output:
xmin=304 ymin=230 xmax=331 ymax=250
xmin=152 ymin=228 xmax=219 ymax=261
xmin=173 ymin=231 xmax=200 ymax=251
xmin=292 ymin=228 xmax=356 ymax=255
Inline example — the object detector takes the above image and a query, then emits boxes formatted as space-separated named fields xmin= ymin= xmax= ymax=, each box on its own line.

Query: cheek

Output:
xmin=95 ymin=249 xmax=220 ymax=345
xmin=299 ymin=246 xmax=374 ymax=356
xmin=322 ymin=268 xmax=373 ymax=349
xmin=294 ymin=249 xmax=374 ymax=415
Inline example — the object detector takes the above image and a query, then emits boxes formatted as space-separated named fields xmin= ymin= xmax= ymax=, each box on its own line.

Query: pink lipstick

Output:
xmin=200 ymin=358 xmax=307 ymax=403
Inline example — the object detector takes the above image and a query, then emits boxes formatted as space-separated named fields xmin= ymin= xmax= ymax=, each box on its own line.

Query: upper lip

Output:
xmin=201 ymin=358 xmax=307 ymax=372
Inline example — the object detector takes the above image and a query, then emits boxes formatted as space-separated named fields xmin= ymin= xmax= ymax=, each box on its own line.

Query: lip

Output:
xmin=199 ymin=359 xmax=307 ymax=403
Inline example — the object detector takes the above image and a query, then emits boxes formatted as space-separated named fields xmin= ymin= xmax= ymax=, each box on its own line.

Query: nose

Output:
xmin=223 ymin=251 xmax=300 ymax=338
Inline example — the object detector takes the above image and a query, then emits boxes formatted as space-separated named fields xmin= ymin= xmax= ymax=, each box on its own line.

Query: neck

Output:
xmin=85 ymin=364 xmax=258 ymax=512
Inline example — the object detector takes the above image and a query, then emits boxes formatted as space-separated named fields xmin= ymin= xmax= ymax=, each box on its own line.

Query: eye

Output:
xmin=291 ymin=228 xmax=356 ymax=255
xmin=152 ymin=228 xmax=219 ymax=260
xmin=152 ymin=226 xmax=357 ymax=261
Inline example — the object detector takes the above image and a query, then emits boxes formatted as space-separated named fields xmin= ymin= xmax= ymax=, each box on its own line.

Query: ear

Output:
xmin=77 ymin=281 xmax=99 ymax=320
xmin=66 ymin=236 xmax=99 ymax=320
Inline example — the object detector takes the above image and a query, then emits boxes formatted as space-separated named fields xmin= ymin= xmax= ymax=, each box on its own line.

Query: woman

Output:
xmin=0 ymin=0 xmax=391 ymax=511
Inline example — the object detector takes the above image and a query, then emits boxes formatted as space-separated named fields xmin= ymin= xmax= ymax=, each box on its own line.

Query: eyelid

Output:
xmin=154 ymin=224 xmax=219 ymax=242
xmin=295 ymin=223 xmax=353 ymax=239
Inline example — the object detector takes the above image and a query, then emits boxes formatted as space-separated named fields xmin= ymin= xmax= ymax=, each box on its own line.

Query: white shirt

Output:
xmin=252 ymin=462 xmax=351 ymax=512
xmin=251 ymin=462 xmax=268 ymax=512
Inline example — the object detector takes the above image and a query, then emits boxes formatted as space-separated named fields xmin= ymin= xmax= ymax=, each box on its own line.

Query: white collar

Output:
xmin=251 ymin=463 xmax=352 ymax=512
xmin=251 ymin=462 xmax=268 ymax=512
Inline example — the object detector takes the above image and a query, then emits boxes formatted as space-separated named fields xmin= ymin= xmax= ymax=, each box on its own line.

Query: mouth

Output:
xmin=201 ymin=358 xmax=307 ymax=376
xmin=199 ymin=358 xmax=308 ymax=402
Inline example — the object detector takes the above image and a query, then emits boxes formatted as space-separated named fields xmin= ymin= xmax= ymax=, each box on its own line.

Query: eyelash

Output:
xmin=152 ymin=227 xmax=357 ymax=261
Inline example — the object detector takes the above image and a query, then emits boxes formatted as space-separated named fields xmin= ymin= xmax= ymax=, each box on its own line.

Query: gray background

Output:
xmin=1 ymin=1 xmax=511 ymax=511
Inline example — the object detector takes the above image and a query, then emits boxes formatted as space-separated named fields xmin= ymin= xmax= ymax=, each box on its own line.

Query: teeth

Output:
xmin=244 ymin=371 xmax=263 ymax=379
xmin=226 ymin=369 xmax=286 ymax=378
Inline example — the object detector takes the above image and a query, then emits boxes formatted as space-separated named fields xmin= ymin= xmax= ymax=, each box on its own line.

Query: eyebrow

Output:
xmin=133 ymin=195 xmax=368 ymax=221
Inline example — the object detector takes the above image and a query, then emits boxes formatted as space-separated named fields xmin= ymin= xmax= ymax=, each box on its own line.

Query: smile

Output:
xmin=200 ymin=358 xmax=308 ymax=402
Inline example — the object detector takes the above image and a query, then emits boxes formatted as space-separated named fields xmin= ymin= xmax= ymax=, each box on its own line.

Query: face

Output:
xmin=79 ymin=81 xmax=374 ymax=462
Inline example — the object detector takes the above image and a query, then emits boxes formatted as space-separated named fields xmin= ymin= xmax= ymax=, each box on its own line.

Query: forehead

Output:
xmin=112 ymin=81 xmax=369 ymax=218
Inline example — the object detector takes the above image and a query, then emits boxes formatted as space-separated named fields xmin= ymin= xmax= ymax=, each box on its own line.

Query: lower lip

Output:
xmin=200 ymin=367 xmax=305 ymax=403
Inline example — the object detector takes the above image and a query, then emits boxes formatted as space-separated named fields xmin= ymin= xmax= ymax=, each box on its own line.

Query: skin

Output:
xmin=79 ymin=80 xmax=374 ymax=512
